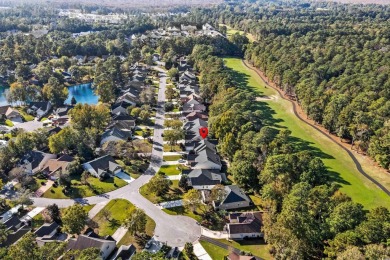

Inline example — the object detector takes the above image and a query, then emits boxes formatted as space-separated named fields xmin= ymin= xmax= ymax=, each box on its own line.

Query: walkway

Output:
xmin=34 ymin=180 xmax=54 ymax=197
xmin=88 ymin=201 xmax=109 ymax=219
xmin=32 ymin=67 xmax=201 ymax=247
xmin=242 ymin=60 xmax=390 ymax=197
xmin=112 ymin=226 xmax=128 ymax=242
xmin=193 ymin=241 xmax=212 ymax=260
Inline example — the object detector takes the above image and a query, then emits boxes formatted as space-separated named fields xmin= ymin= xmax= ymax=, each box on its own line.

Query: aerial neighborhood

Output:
xmin=0 ymin=1 xmax=389 ymax=260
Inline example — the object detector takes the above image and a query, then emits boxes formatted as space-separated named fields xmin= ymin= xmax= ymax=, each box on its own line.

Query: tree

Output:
xmin=37 ymin=242 xmax=67 ymax=260
xmin=8 ymin=232 xmax=38 ymax=259
xmin=179 ymin=175 xmax=189 ymax=191
xmin=336 ymin=246 xmax=364 ymax=260
xmin=62 ymin=204 xmax=88 ymax=235
xmin=101 ymin=208 xmax=111 ymax=221
xmin=42 ymin=77 xmax=68 ymax=106
xmin=125 ymin=208 xmax=147 ymax=235
xmin=81 ymin=171 xmax=89 ymax=185
xmin=167 ymin=67 xmax=179 ymax=80
xmin=139 ymin=110 xmax=151 ymax=122
xmin=13 ymin=189 xmax=33 ymax=208
xmin=148 ymin=174 xmax=170 ymax=196
xmin=165 ymin=86 xmax=176 ymax=101
xmin=183 ymin=189 xmax=202 ymax=213
xmin=328 ymin=201 xmax=365 ymax=235
xmin=46 ymin=204 xmax=61 ymax=224
xmin=184 ymin=242 xmax=196 ymax=260
xmin=0 ymin=222 xmax=10 ymax=244
xmin=210 ymin=184 xmax=226 ymax=203
xmin=164 ymin=129 xmax=184 ymax=151
xmin=71 ymin=96 xmax=77 ymax=105
xmin=77 ymin=247 xmax=102 ymax=260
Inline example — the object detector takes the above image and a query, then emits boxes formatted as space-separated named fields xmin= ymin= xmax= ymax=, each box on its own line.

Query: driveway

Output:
xmin=32 ymin=68 xmax=201 ymax=247
xmin=115 ymin=172 xmax=134 ymax=183
xmin=12 ymin=120 xmax=44 ymax=132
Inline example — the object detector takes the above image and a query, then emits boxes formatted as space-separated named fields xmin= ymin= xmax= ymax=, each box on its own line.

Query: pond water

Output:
xmin=65 ymin=83 xmax=99 ymax=105
xmin=0 ymin=86 xmax=10 ymax=106
xmin=0 ymin=83 xmax=99 ymax=106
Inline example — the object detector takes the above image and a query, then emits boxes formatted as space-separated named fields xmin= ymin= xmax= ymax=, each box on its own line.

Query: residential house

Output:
xmin=111 ymin=102 xmax=131 ymax=115
xmin=0 ymin=106 xmax=22 ymax=122
xmin=180 ymin=71 xmax=197 ymax=82
xmin=27 ymin=101 xmax=52 ymax=118
xmin=185 ymin=138 xmax=215 ymax=153
xmin=227 ymin=252 xmax=257 ymax=260
xmin=213 ymin=185 xmax=251 ymax=210
xmin=109 ymin=112 xmax=136 ymax=130
xmin=19 ymin=150 xmax=57 ymax=175
xmin=83 ymin=155 xmax=122 ymax=179
xmin=117 ymin=92 xmax=139 ymax=106
xmin=226 ymin=212 xmax=263 ymax=240
xmin=52 ymin=105 xmax=73 ymax=125
xmin=111 ymin=244 xmax=136 ymax=260
xmin=34 ymin=222 xmax=60 ymax=246
xmin=186 ymin=111 xmax=208 ymax=121
xmin=100 ymin=127 xmax=132 ymax=146
xmin=187 ymin=147 xmax=222 ymax=170
xmin=41 ymin=155 xmax=74 ymax=180
xmin=183 ymin=169 xmax=226 ymax=190
xmin=179 ymin=83 xmax=200 ymax=97
xmin=182 ymin=98 xmax=206 ymax=114
xmin=0 ymin=215 xmax=31 ymax=247
xmin=66 ymin=230 xmax=116 ymax=260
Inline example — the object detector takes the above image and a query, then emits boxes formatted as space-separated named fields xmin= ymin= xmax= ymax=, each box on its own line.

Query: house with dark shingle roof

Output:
xmin=100 ymin=127 xmax=132 ymax=145
xmin=0 ymin=105 xmax=22 ymax=121
xmin=111 ymin=244 xmax=136 ymax=260
xmin=41 ymin=155 xmax=74 ymax=180
xmin=213 ymin=185 xmax=251 ymax=210
xmin=66 ymin=230 xmax=116 ymax=260
xmin=34 ymin=222 xmax=60 ymax=246
xmin=27 ymin=101 xmax=52 ymax=118
xmin=183 ymin=169 xmax=226 ymax=190
xmin=111 ymin=101 xmax=131 ymax=115
xmin=226 ymin=212 xmax=263 ymax=240
xmin=19 ymin=150 xmax=57 ymax=175
xmin=187 ymin=147 xmax=222 ymax=170
xmin=0 ymin=215 xmax=31 ymax=247
xmin=83 ymin=155 xmax=122 ymax=179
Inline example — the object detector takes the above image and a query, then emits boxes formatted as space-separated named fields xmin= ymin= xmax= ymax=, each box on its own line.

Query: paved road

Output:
xmin=33 ymin=68 xmax=201 ymax=247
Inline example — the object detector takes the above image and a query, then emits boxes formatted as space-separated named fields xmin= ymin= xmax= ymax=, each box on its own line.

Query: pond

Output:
xmin=0 ymin=86 xmax=10 ymax=106
xmin=0 ymin=83 xmax=99 ymax=106
xmin=65 ymin=83 xmax=99 ymax=105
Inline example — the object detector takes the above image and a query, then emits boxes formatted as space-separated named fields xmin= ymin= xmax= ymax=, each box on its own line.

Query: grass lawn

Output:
xmin=220 ymin=24 xmax=256 ymax=43
xmin=116 ymin=159 xmax=149 ymax=179
xmin=140 ymin=180 xmax=184 ymax=204
xmin=133 ymin=129 xmax=154 ymax=137
xmin=224 ymin=57 xmax=390 ymax=209
xmin=5 ymin=119 xmax=13 ymax=127
xmin=158 ymin=165 xmax=189 ymax=176
xmin=16 ymin=108 xmax=35 ymax=121
xmin=118 ymin=216 xmax=156 ymax=251
xmin=163 ymin=144 xmax=182 ymax=152
xmin=40 ymin=117 xmax=48 ymax=122
xmin=163 ymin=155 xmax=183 ymax=161
xmin=42 ymin=176 xmax=127 ymax=199
xmin=217 ymin=238 xmax=272 ymax=260
xmin=92 ymin=199 xmax=135 ymax=236
xmin=172 ymin=108 xmax=180 ymax=112
xmin=200 ymin=241 xmax=229 ymax=260
xmin=162 ymin=206 xmax=203 ymax=222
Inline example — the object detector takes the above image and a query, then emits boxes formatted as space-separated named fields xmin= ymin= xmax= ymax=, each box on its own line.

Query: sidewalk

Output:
xmin=193 ymin=241 xmax=212 ymax=260
xmin=88 ymin=201 xmax=109 ymax=219
xmin=34 ymin=180 xmax=54 ymax=197
xmin=112 ymin=226 xmax=128 ymax=242
xmin=167 ymin=175 xmax=181 ymax=180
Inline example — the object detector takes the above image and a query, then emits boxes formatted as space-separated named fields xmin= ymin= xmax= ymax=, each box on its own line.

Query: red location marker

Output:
xmin=199 ymin=127 xmax=208 ymax=139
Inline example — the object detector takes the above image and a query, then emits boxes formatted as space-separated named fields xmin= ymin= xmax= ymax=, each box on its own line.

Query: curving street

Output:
xmin=32 ymin=67 xmax=202 ymax=247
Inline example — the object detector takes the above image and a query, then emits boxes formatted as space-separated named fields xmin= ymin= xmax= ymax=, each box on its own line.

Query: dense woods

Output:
xmin=183 ymin=1 xmax=390 ymax=170
xmin=188 ymin=43 xmax=390 ymax=259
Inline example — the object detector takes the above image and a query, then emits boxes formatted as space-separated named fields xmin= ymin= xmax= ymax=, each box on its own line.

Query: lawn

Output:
xmin=200 ymin=241 xmax=229 ymax=260
xmin=163 ymin=155 xmax=183 ymax=161
xmin=217 ymin=238 xmax=272 ymax=260
xmin=42 ymin=176 xmax=127 ymax=199
xmin=116 ymin=159 xmax=149 ymax=179
xmin=118 ymin=216 xmax=156 ymax=251
xmin=220 ymin=23 xmax=256 ymax=43
xmin=140 ymin=180 xmax=184 ymax=204
xmin=16 ymin=108 xmax=35 ymax=121
xmin=163 ymin=144 xmax=182 ymax=152
xmin=224 ymin=57 xmax=390 ymax=209
xmin=4 ymin=119 xmax=13 ymax=127
xmin=158 ymin=165 xmax=188 ymax=176
xmin=162 ymin=206 xmax=203 ymax=222
xmin=133 ymin=129 xmax=154 ymax=137
xmin=92 ymin=199 xmax=135 ymax=236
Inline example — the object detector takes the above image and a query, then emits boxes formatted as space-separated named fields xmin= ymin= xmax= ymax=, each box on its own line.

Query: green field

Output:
xmin=217 ymin=239 xmax=272 ymax=260
xmin=224 ymin=58 xmax=390 ymax=209
xmin=200 ymin=241 xmax=229 ymax=260
xmin=220 ymin=23 xmax=256 ymax=43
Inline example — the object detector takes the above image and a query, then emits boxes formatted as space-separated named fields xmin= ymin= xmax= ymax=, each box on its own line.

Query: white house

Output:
xmin=27 ymin=101 xmax=52 ymax=118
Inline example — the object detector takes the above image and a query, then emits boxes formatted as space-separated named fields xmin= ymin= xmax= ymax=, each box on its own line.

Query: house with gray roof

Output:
xmin=27 ymin=101 xmax=52 ymax=119
xmin=111 ymin=244 xmax=136 ymax=260
xmin=35 ymin=222 xmax=60 ymax=246
xmin=183 ymin=169 xmax=226 ymax=190
xmin=0 ymin=215 xmax=31 ymax=247
xmin=213 ymin=185 xmax=251 ymax=210
xmin=100 ymin=127 xmax=132 ymax=145
xmin=66 ymin=231 xmax=116 ymax=260
xmin=83 ymin=155 xmax=122 ymax=179
xmin=226 ymin=212 xmax=263 ymax=240
xmin=19 ymin=150 xmax=57 ymax=175
xmin=187 ymin=147 xmax=222 ymax=170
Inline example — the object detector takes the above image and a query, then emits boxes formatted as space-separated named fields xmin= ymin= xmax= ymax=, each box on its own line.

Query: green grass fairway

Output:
xmin=219 ymin=23 xmax=256 ymax=43
xmin=200 ymin=241 xmax=229 ymax=260
xmin=224 ymin=57 xmax=389 ymax=209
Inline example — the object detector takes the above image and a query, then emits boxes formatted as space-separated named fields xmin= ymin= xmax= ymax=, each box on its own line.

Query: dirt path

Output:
xmin=242 ymin=60 xmax=390 ymax=197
